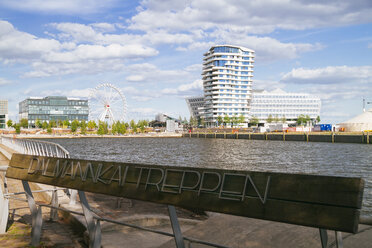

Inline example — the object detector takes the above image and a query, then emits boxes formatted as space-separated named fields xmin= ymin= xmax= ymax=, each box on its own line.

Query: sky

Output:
xmin=0 ymin=0 xmax=371 ymax=124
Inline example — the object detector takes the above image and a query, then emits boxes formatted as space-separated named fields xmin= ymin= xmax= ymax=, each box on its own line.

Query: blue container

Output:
xmin=320 ymin=124 xmax=332 ymax=131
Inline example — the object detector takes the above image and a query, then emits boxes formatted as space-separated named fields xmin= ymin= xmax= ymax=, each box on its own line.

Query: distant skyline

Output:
xmin=0 ymin=0 xmax=371 ymax=123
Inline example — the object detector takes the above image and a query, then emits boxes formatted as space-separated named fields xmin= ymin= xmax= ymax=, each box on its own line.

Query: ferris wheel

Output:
xmin=89 ymin=83 xmax=127 ymax=126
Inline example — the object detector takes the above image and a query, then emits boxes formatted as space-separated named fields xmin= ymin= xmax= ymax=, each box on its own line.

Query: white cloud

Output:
xmin=0 ymin=21 xmax=158 ymax=77
xmin=253 ymin=79 xmax=286 ymax=91
xmin=0 ymin=21 xmax=61 ymax=63
xmin=0 ymin=77 xmax=12 ymax=85
xmin=124 ymin=63 xmax=193 ymax=84
xmin=210 ymin=31 xmax=323 ymax=61
xmin=0 ymin=0 xmax=118 ymax=15
xmin=281 ymin=66 xmax=372 ymax=84
xmin=161 ymin=79 xmax=203 ymax=96
xmin=129 ymin=0 xmax=372 ymax=33
xmin=368 ymin=43 xmax=372 ymax=49
xmin=39 ymin=88 xmax=92 ymax=98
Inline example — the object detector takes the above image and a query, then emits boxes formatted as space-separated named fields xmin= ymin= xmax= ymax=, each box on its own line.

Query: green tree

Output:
xmin=316 ymin=115 xmax=321 ymax=123
xmin=80 ymin=120 xmax=87 ymax=135
xmin=250 ymin=116 xmax=259 ymax=126
xmin=47 ymin=124 xmax=52 ymax=134
xmin=183 ymin=117 xmax=188 ymax=124
xmin=274 ymin=115 xmax=280 ymax=123
xmin=63 ymin=120 xmax=70 ymax=128
xmin=49 ymin=120 xmax=56 ymax=128
xmin=296 ymin=114 xmax=305 ymax=126
xmin=35 ymin=119 xmax=42 ymax=128
xmin=223 ymin=115 xmax=230 ymax=127
xmin=15 ymin=124 xmax=21 ymax=134
xmin=137 ymin=120 xmax=146 ymax=133
xmin=238 ymin=114 xmax=245 ymax=126
xmin=217 ymin=116 xmax=223 ymax=127
xmin=6 ymin=119 xmax=12 ymax=128
xmin=20 ymin=118 xmax=28 ymax=128
xmin=97 ymin=121 xmax=108 ymax=135
xmin=87 ymin=120 xmax=96 ymax=130
xmin=42 ymin=121 xmax=48 ymax=130
xmin=267 ymin=114 xmax=273 ymax=123
xmin=130 ymin=119 xmax=137 ymax=133
xmin=118 ymin=121 xmax=127 ymax=134
xmin=231 ymin=114 xmax=238 ymax=127
xmin=111 ymin=121 xmax=118 ymax=135
xmin=71 ymin=120 xmax=79 ymax=133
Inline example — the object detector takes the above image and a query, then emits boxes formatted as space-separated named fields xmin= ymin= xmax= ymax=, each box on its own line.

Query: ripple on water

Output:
xmin=42 ymin=137 xmax=372 ymax=217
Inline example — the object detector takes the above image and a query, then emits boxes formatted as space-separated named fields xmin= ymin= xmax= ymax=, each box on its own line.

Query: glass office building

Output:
xmin=19 ymin=96 xmax=89 ymax=127
xmin=250 ymin=89 xmax=321 ymax=123
xmin=0 ymin=100 xmax=8 ymax=129
xmin=202 ymin=45 xmax=255 ymax=126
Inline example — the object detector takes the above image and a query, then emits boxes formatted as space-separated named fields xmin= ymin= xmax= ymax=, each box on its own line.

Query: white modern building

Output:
xmin=250 ymin=89 xmax=321 ymax=124
xmin=0 ymin=100 xmax=8 ymax=129
xmin=185 ymin=96 xmax=204 ymax=119
xmin=202 ymin=45 xmax=255 ymax=126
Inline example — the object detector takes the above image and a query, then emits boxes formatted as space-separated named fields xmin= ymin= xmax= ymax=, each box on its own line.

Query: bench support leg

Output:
xmin=22 ymin=180 xmax=42 ymax=246
xmin=49 ymin=187 xmax=59 ymax=221
xmin=78 ymin=190 xmax=101 ymax=248
xmin=319 ymin=228 xmax=328 ymax=248
xmin=168 ymin=205 xmax=185 ymax=248
xmin=335 ymin=231 xmax=343 ymax=248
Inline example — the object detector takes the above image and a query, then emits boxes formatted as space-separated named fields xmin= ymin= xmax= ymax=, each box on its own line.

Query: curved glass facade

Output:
xmin=202 ymin=45 xmax=255 ymax=126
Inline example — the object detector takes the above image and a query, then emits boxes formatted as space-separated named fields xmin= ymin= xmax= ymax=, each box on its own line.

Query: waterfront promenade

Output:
xmin=1 ymin=139 xmax=372 ymax=247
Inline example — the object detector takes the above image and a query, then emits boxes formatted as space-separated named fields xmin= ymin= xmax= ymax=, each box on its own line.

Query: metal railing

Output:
xmin=0 ymin=136 xmax=69 ymax=158
xmin=1 ymin=136 xmax=372 ymax=248
xmin=0 ymin=137 xmax=226 ymax=248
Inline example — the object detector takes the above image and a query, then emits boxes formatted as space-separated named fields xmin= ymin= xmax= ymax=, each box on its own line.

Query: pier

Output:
xmin=183 ymin=131 xmax=371 ymax=144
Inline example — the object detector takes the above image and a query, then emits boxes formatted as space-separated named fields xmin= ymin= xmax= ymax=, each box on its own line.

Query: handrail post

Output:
xmin=50 ymin=187 xmax=59 ymax=221
xmin=22 ymin=180 xmax=42 ymax=246
xmin=0 ymin=176 xmax=9 ymax=234
xmin=335 ymin=231 xmax=343 ymax=248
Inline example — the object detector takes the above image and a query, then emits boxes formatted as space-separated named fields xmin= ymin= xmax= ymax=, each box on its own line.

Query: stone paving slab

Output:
xmin=158 ymin=213 xmax=372 ymax=248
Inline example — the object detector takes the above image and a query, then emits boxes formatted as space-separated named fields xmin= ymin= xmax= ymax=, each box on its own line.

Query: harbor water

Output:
xmin=43 ymin=137 xmax=372 ymax=217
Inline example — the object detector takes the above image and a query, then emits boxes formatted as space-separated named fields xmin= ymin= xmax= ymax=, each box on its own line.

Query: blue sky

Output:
xmin=0 ymin=0 xmax=371 ymax=124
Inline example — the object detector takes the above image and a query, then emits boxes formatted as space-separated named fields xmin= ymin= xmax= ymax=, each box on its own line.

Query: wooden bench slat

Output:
xmin=6 ymin=154 xmax=364 ymax=233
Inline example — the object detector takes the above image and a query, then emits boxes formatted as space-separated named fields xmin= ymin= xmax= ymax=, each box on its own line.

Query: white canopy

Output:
xmin=339 ymin=108 xmax=372 ymax=132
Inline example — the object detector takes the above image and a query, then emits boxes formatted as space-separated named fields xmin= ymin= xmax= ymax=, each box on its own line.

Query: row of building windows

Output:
xmin=27 ymin=100 xmax=87 ymax=106
xmin=254 ymin=95 xmax=316 ymax=99
xmin=251 ymin=109 xmax=319 ymax=113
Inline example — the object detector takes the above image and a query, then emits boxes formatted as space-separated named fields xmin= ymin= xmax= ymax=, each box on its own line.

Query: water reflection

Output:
xmin=43 ymin=137 xmax=372 ymax=216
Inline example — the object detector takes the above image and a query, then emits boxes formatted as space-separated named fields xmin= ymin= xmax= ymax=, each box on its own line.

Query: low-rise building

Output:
xmin=0 ymin=100 xmax=8 ymax=129
xmin=250 ymin=89 xmax=321 ymax=124
xmin=19 ymin=96 xmax=89 ymax=127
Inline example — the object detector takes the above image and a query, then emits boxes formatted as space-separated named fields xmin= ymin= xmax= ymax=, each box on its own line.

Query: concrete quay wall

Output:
xmin=183 ymin=132 xmax=372 ymax=144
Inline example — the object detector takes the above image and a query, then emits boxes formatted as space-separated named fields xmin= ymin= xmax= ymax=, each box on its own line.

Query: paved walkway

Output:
xmin=159 ymin=213 xmax=372 ymax=248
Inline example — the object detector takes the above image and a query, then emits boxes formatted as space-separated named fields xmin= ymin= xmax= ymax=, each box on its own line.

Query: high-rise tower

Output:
xmin=202 ymin=45 xmax=255 ymax=126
